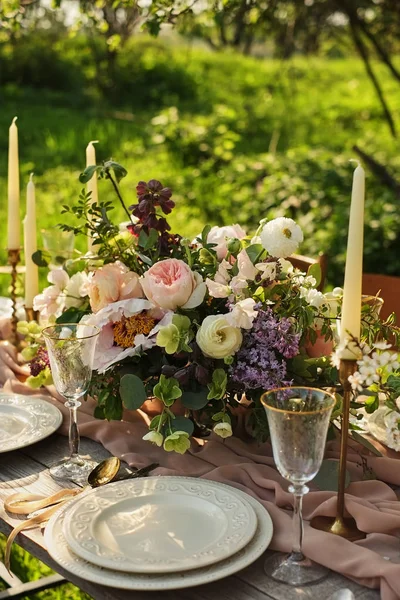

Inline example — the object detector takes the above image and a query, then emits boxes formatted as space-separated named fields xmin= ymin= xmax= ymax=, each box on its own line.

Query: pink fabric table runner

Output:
xmin=1 ymin=336 xmax=400 ymax=599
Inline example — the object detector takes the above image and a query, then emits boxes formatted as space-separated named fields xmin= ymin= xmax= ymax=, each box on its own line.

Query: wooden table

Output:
xmin=0 ymin=434 xmax=380 ymax=600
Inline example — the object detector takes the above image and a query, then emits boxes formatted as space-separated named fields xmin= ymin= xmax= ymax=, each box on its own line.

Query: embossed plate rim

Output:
xmin=45 ymin=478 xmax=273 ymax=590
xmin=63 ymin=476 xmax=258 ymax=573
xmin=0 ymin=392 xmax=63 ymax=453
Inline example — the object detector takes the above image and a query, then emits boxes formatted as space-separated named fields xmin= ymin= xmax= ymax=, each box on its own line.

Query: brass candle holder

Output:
xmin=310 ymin=358 xmax=366 ymax=541
xmin=25 ymin=307 xmax=38 ymax=322
xmin=7 ymin=248 xmax=20 ymax=347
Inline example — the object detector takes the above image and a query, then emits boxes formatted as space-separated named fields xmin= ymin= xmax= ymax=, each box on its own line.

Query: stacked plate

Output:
xmin=0 ymin=392 xmax=62 ymax=453
xmin=45 ymin=476 xmax=273 ymax=591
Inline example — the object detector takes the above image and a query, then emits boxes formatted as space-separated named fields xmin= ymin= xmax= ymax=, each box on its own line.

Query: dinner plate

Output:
xmin=63 ymin=476 xmax=258 ymax=573
xmin=45 ymin=479 xmax=273 ymax=591
xmin=0 ymin=393 xmax=62 ymax=453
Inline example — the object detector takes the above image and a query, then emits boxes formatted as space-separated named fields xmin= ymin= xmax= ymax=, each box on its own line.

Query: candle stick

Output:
xmin=24 ymin=174 xmax=39 ymax=311
xmin=311 ymin=163 xmax=367 ymax=541
xmin=7 ymin=117 xmax=20 ymax=250
xmin=86 ymin=140 xmax=99 ymax=252
xmin=339 ymin=162 xmax=365 ymax=359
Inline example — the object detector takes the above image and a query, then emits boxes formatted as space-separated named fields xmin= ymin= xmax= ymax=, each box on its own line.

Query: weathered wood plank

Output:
xmin=237 ymin=555 xmax=380 ymax=599
xmin=18 ymin=435 xmax=112 ymax=470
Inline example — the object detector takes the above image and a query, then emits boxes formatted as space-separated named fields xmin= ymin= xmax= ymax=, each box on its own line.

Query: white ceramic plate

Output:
xmin=45 ymin=479 xmax=273 ymax=591
xmin=63 ymin=476 xmax=258 ymax=573
xmin=0 ymin=393 xmax=63 ymax=453
xmin=366 ymin=406 xmax=398 ymax=451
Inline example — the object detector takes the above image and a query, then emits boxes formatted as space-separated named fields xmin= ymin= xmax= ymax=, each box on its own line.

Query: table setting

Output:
xmin=1 ymin=117 xmax=400 ymax=599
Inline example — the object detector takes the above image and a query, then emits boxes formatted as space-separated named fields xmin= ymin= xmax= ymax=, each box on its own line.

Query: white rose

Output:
xmin=213 ymin=422 xmax=233 ymax=438
xmin=142 ymin=431 xmax=164 ymax=447
xmin=196 ymin=315 xmax=242 ymax=359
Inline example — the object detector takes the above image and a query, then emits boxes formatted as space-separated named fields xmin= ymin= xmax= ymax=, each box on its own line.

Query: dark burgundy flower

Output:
xmin=30 ymin=347 xmax=50 ymax=377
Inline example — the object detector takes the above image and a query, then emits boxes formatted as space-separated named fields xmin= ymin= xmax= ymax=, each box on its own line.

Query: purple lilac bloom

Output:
xmin=230 ymin=307 xmax=300 ymax=391
xmin=30 ymin=347 xmax=50 ymax=377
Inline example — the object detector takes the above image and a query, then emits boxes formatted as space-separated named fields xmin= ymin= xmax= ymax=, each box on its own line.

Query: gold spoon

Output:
xmin=4 ymin=456 xmax=121 ymax=571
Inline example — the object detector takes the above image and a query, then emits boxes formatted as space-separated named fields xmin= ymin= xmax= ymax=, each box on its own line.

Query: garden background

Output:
xmin=0 ymin=0 xmax=399 ymax=596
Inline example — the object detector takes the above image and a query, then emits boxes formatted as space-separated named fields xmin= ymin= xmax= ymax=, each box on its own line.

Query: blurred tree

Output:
xmin=1 ymin=0 xmax=400 ymax=135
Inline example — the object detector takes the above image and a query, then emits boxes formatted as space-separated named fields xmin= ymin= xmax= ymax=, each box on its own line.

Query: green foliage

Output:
xmin=207 ymin=368 xmax=227 ymax=400
xmin=1 ymin=36 xmax=400 ymax=297
xmin=313 ymin=460 xmax=351 ymax=492
xmin=119 ymin=373 xmax=147 ymax=409
xmin=153 ymin=374 xmax=182 ymax=406
xmin=0 ymin=534 xmax=91 ymax=599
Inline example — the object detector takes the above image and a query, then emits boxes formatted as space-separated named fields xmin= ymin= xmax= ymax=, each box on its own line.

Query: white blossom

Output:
xmin=260 ymin=217 xmax=303 ymax=258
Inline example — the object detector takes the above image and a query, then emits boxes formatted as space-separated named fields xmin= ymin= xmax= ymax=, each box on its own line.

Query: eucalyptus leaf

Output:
xmin=350 ymin=430 xmax=383 ymax=456
xmin=313 ymin=460 xmax=351 ymax=492
xmin=171 ymin=416 xmax=194 ymax=436
xmin=120 ymin=374 xmax=147 ymax=410
xmin=181 ymin=388 xmax=209 ymax=410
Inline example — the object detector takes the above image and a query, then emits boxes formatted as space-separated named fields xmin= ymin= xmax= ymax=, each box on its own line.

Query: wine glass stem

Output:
xmin=65 ymin=399 xmax=81 ymax=462
xmin=289 ymin=484 xmax=308 ymax=561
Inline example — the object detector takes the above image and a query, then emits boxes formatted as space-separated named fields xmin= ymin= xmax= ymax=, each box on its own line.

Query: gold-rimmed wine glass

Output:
xmin=261 ymin=386 xmax=335 ymax=586
xmin=42 ymin=323 xmax=100 ymax=481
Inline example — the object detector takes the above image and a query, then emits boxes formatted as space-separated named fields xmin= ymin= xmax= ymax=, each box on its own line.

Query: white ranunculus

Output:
xmin=260 ymin=217 xmax=303 ymax=258
xmin=196 ymin=315 xmax=242 ymax=359
xmin=213 ymin=422 xmax=233 ymax=438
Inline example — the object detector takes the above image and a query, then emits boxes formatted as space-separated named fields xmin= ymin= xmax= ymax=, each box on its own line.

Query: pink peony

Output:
xmin=141 ymin=259 xmax=206 ymax=311
xmin=207 ymin=224 xmax=246 ymax=260
xmin=82 ymin=298 xmax=172 ymax=373
xmin=88 ymin=261 xmax=142 ymax=313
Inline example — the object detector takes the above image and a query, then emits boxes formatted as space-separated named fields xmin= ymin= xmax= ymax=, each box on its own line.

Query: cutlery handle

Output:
xmin=130 ymin=463 xmax=159 ymax=478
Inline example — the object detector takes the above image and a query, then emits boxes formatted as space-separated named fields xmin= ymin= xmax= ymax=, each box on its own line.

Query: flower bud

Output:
xmin=226 ymin=237 xmax=242 ymax=254
xmin=199 ymin=248 xmax=215 ymax=265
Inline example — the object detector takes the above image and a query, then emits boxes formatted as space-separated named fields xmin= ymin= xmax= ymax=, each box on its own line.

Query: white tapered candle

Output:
xmin=340 ymin=163 xmax=365 ymax=359
xmin=24 ymin=174 xmax=39 ymax=309
xmin=86 ymin=140 xmax=99 ymax=252
xmin=8 ymin=117 xmax=20 ymax=250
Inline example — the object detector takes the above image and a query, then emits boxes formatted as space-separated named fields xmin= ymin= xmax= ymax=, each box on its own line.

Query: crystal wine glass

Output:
xmin=261 ymin=386 xmax=335 ymax=586
xmin=42 ymin=323 xmax=100 ymax=481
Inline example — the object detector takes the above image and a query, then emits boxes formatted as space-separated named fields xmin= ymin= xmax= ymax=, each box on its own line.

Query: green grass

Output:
xmin=1 ymin=39 xmax=400 ymax=294
xmin=0 ymin=535 xmax=92 ymax=599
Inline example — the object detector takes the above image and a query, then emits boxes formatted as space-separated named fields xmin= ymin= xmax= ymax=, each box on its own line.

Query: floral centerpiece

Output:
xmin=19 ymin=162 xmax=400 ymax=453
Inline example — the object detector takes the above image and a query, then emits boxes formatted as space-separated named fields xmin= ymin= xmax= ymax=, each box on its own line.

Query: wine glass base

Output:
xmin=264 ymin=552 xmax=330 ymax=586
xmin=50 ymin=457 xmax=97 ymax=482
